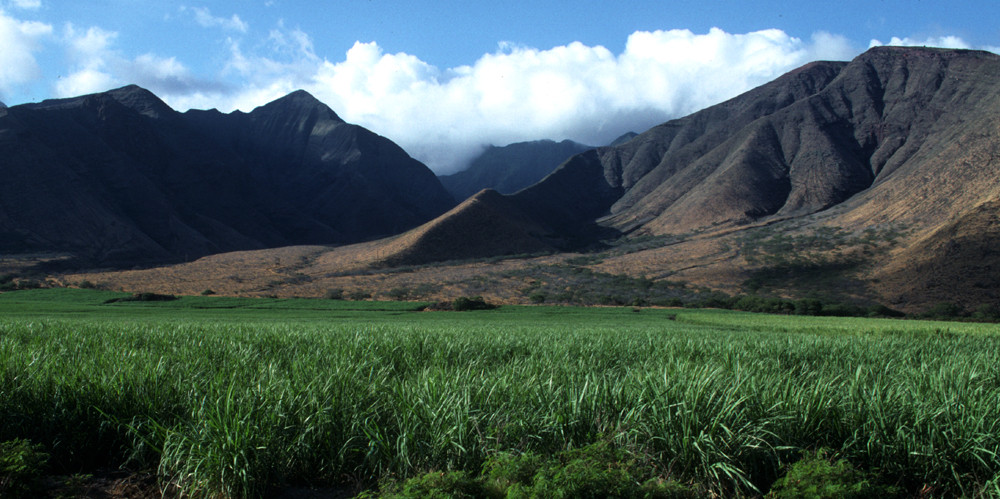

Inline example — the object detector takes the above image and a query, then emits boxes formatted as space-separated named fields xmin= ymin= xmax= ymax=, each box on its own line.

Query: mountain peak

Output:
xmin=608 ymin=132 xmax=637 ymax=146
xmin=256 ymin=90 xmax=344 ymax=122
xmin=105 ymin=85 xmax=174 ymax=119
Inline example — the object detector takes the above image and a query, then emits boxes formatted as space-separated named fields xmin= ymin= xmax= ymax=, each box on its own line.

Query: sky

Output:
xmin=1 ymin=1 xmax=998 ymax=173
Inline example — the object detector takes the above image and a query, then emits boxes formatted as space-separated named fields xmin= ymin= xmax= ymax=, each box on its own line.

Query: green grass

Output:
xmin=1 ymin=289 xmax=999 ymax=497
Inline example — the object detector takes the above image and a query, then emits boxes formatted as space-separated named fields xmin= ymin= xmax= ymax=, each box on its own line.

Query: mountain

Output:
xmin=0 ymin=86 xmax=455 ymax=265
xmin=607 ymin=132 xmax=638 ymax=146
xmin=414 ymin=46 xmax=1000 ymax=308
xmin=871 ymin=199 xmax=1000 ymax=308
xmin=438 ymin=139 xmax=593 ymax=201
xmin=516 ymin=47 xmax=1000 ymax=240
xmin=377 ymin=189 xmax=555 ymax=266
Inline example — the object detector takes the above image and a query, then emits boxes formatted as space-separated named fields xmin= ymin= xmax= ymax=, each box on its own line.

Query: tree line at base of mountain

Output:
xmin=3 ymin=270 xmax=996 ymax=322
xmin=0 ymin=274 xmax=42 ymax=292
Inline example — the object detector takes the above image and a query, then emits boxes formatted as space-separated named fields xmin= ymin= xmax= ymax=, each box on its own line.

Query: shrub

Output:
xmin=0 ymin=278 xmax=42 ymax=291
xmin=382 ymin=470 xmax=484 ymax=498
xmin=481 ymin=442 xmax=699 ymax=499
xmin=348 ymin=290 xmax=372 ymax=301
xmin=482 ymin=451 xmax=543 ymax=492
xmin=766 ymin=449 xmax=899 ymax=499
xmin=922 ymin=302 xmax=965 ymax=319
xmin=0 ymin=439 xmax=49 ymax=498
xmin=972 ymin=304 xmax=1000 ymax=321
xmin=200 ymin=289 xmax=216 ymax=296
xmin=452 ymin=296 xmax=497 ymax=311
xmin=386 ymin=287 xmax=411 ymax=300
xmin=529 ymin=292 xmax=547 ymax=304
xmin=324 ymin=288 xmax=344 ymax=300
xmin=820 ymin=302 xmax=864 ymax=317
xmin=105 ymin=292 xmax=178 ymax=303
xmin=794 ymin=299 xmax=823 ymax=316
xmin=866 ymin=304 xmax=905 ymax=318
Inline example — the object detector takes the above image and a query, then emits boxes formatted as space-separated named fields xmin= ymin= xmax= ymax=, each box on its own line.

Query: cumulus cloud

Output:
xmin=56 ymin=23 xmax=230 ymax=99
xmin=308 ymin=28 xmax=856 ymax=172
xmin=167 ymin=27 xmax=859 ymax=173
xmin=182 ymin=6 xmax=248 ymax=33
xmin=869 ymin=35 xmax=973 ymax=50
xmin=869 ymin=35 xmax=1000 ymax=57
xmin=5 ymin=16 xmax=863 ymax=173
xmin=7 ymin=0 xmax=41 ymax=9
xmin=0 ymin=10 xmax=52 ymax=100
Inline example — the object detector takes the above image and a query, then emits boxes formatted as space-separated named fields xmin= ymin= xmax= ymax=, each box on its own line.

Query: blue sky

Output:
xmin=1 ymin=0 xmax=997 ymax=172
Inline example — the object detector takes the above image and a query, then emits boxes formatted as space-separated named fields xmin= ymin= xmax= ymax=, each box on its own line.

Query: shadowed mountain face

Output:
xmin=438 ymin=139 xmax=594 ymax=201
xmin=0 ymin=86 xmax=455 ymax=265
xmin=379 ymin=189 xmax=555 ymax=267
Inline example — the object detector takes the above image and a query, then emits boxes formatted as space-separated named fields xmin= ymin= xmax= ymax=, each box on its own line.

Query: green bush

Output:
xmin=452 ymin=296 xmax=497 ymax=311
xmin=348 ymin=290 xmax=372 ymax=300
xmin=922 ymin=302 xmax=966 ymax=319
xmin=386 ymin=287 xmax=411 ymax=300
xmin=766 ymin=449 xmax=899 ymax=499
xmin=483 ymin=451 xmax=543 ymax=492
xmin=324 ymin=288 xmax=344 ymax=300
xmin=972 ymin=304 xmax=1000 ymax=321
xmin=866 ymin=304 xmax=905 ymax=318
xmin=481 ymin=442 xmax=699 ymax=499
xmin=200 ymin=289 xmax=216 ymax=296
xmin=0 ymin=439 xmax=49 ymax=498
xmin=794 ymin=299 xmax=823 ymax=316
xmin=382 ymin=470 xmax=484 ymax=499
xmin=105 ymin=292 xmax=178 ymax=303
xmin=0 ymin=278 xmax=42 ymax=291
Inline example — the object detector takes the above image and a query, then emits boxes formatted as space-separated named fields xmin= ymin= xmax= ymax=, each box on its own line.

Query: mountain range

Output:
xmin=0 ymin=86 xmax=454 ymax=265
xmin=438 ymin=139 xmax=594 ymax=201
xmin=4 ymin=45 xmax=1000 ymax=311
xmin=335 ymin=46 xmax=1000 ymax=309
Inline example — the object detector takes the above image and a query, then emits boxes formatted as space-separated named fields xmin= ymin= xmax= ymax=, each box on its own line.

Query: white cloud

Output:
xmin=56 ymin=23 xmax=229 ymax=99
xmin=0 ymin=10 xmax=52 ymax=99
xmin=55 ymin=67 xmax=115 ymax=97
xmin=869 ymin=35 xmax=972 ymax=50
xmin=869 ymin=35 xmax=1000 ymax=56
xmin=167 ymin=27 xmax=860 ymax=173
xmin=56 ymin=24 xmax=118 ymax=96
xmin=183 ymin=6 xmax=248 ymax=33
xmin=8 ymin=0 xmax=41 ymax=9
xmin=64 ymin=24 xmax=116 ymax=65
xmin=304 ymin=28 xmax=856 ymax=173
xmin=8 ymin=20 xmax=863 ymax=173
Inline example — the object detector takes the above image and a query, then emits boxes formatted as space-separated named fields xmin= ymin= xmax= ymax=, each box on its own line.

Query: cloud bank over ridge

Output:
xmin=2 ymin=5 xmax=997 ymax=173
xmin=182 ymin=27 xmax=858 ymax=173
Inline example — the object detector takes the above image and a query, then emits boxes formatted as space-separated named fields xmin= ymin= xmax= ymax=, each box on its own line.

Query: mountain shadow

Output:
xmin=0 ymin=86 xmax=455 ymax=266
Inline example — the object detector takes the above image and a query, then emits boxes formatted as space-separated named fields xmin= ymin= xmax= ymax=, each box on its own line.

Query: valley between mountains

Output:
xmin=4 ymin=46 xmax=1000 ymax=314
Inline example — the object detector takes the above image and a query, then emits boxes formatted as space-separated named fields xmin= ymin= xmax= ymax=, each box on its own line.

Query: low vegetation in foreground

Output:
xmin=1 ymin=289 xmax=999 ymax=497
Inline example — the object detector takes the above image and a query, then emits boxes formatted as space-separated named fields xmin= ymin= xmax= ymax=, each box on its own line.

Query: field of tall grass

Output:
xmin=1 ymin=289 xmax=999 ymax=497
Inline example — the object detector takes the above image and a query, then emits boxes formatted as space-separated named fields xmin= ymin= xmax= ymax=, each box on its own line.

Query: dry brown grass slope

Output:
xmin=871 ymin=199 xmax=1000 ymax=310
